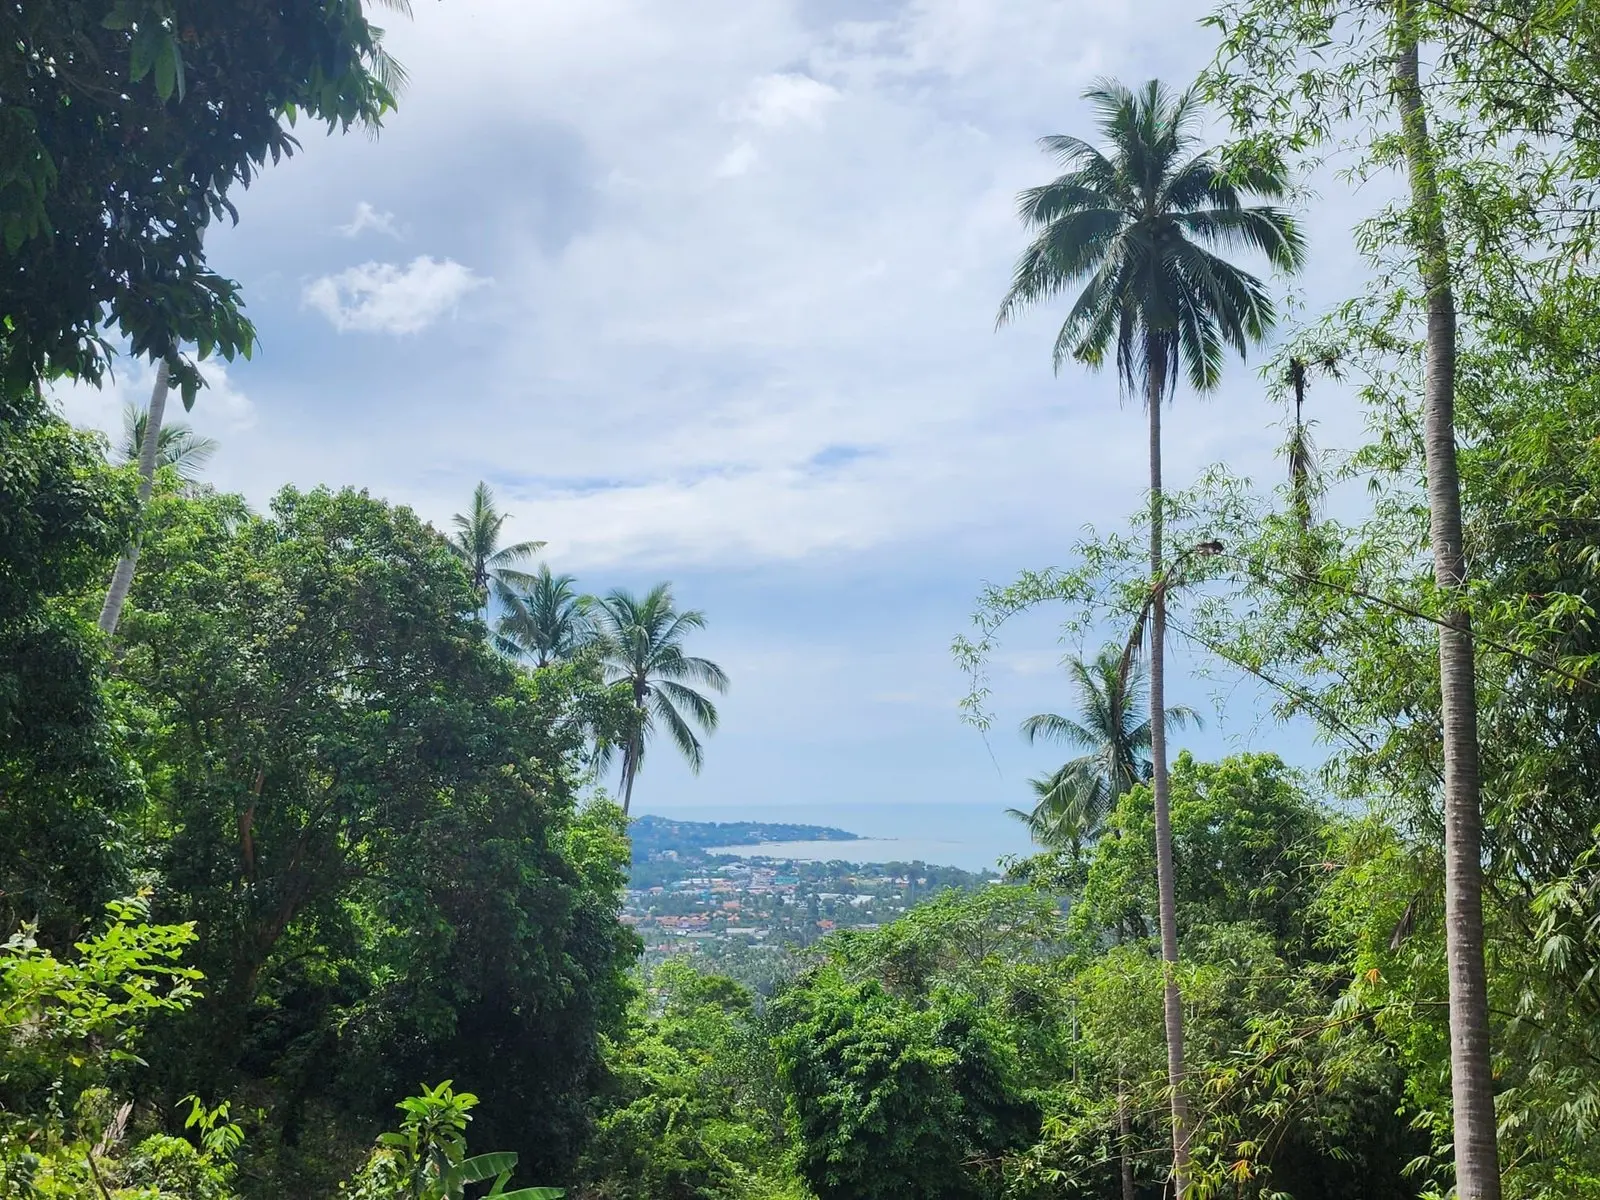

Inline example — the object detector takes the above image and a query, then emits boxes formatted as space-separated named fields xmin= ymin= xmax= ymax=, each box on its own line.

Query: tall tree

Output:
xmin=1390 ymin=13 xmax=1497 ymax=1197
xmin=593 ymin=584 xmax=728 ymax=815
xmin=1280 ymin=347 xmax=1339 ymax=537
xmin=995 ymin=78 xmax=1302 ymax=1192
xmin=1012 ymin=646 xmax=1198 ymax=855
xmin=0 ymin=0 xmax=402 ymax=395
xmin=98 ymin=362 xmax=173 ymax=635
xmin=118 ymin=400 xmax=219 ymax=483
xmin=447 ymin=482 xmax=545 ymax=612
xmin=496 ymin=565 xmax=594 ymax=667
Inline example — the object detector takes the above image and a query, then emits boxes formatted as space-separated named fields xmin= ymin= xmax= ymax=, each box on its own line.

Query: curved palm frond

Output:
xmin=120 ymin=402 xmax=219 ymax=483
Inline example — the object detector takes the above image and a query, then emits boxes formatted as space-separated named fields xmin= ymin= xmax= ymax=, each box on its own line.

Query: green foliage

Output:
xmin=82 ymin=485 xmax=638 ymax=1187
xmin=0 ymin=0 xmax=399 ymax=397
xmin=578 ymin=960 xmax=799 ymax=1200
xmin=1011 ymin=645 xmax=1198 ymax=857
xmin=447 ymin=482 xmax=544 ymax=607
xmin=773 ymin=964 xmax=1038 ymax=1200
xmin=995 ymin=76 xmax=1303 ymax=392
xmin=1 ymin=897 xmax=200 ymax=1112
xmin=0 ymin=385 xmax=139 ymax=936
xmin=342 ymin=1083 xmax=561 ymax=1200
xmin=0 ymin=901 xmax=237 ymax=1200
xmin=1077 ymin=752 xmax=1331 ymax=951
xmin=495 ymin=567 xmax=597 ymax=669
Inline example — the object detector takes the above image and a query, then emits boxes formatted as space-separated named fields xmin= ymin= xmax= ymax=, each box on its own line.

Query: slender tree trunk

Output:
xmin=1392 ymin=17 xmax=1500 ymax=1199
xmin=1118 ymin=1088 xmax=1136 ymax=1200
xmin=1147 ymin=353 xmax=1191 ymax=1193
xmin=98 ymin=358 xmax=171 ymax=635
xmin=621 ymin=734 xmax=639 ymax=816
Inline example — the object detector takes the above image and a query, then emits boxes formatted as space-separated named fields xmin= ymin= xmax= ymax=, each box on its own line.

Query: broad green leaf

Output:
xmin=450 ymin=1152 xmax=519 ymax=1185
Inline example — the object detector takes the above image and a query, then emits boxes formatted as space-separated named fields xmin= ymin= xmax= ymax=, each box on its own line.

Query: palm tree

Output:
xmin=1008 ymin=767 xmax=1105 ymax=861
xmin=1009 ymin=647 xmax=1198 ymax=856
xmin=996 ymin=78 xmax=1303 ymax=1193
xmin=593 ymin=584 xmax=729 ymax=815
xmin=119 ymin=402 xmax=220 ymax=483
xmin=495 ymin=565 xmax=595 ymax=667
xmin=1393 ymin=21 xmax=1499 ymax=1198
xmin=447 ymin=482 xmax=545 ymax=612
xmin=1280 ymin=347 xmax=1340 ymax=537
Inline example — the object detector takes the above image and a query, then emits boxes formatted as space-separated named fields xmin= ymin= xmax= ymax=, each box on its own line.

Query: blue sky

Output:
xmin=57 ymin=0 xmax=1386 ymax=817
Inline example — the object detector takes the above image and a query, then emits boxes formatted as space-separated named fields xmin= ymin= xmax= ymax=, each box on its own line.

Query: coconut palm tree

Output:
xmin=1008 ymin=767 xmax=1100 ymax=859
xmin=495 ymin=565 xmax=595 ymax=667
xmin=996 ymin=77 xmax=1303 ymax=1193
xmin=593 ymin=584 xmax=729 ymax=815
xmin=1009 ymin=647 xmax=1198 ymax=856
xmin=118 ymin=402 xmax=220 ymax=483
xmin=447 ymin=482 xmax=544 ymax=612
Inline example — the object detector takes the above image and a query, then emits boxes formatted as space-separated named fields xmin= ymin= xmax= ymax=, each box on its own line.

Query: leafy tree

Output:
xmin=0 ymin=385 xmax=138 ymax=936
xmin=1011 ymin=645 xmax=1198 ymax=857
xmin=4 ymin=1 xmax=407 ymax=635
xmin=1 ymin=896 xmax=200 ymax=1114
xmin=1197 ymin=4 xmax=1600 ymax=1191
xmin=1077 ymin=752 xmax=1331 ymax=953
xmin=113 ymin=486 xmax=635 ymax=1187
xmin=772 ymin=968 xmax=1037 ymax=1200
xmin=448 ymin=482 xmax=544 ymax=611
xmin=995 ymin=77 xmax=1303 ymax=1190
xmin=593 ymin=584 xmax=728 ymax=815
xmin=0 ymin=0 xmax=400 ymax=395
xmin=496 ymin=566 xmax=596 ymax=667
xmin=580 ymin=962 xmax=798 ymax=1199
xmin=0 ymin=897 xmax=240 ymax=1200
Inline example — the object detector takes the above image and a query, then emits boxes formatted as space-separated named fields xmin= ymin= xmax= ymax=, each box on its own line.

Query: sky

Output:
xmin=55 ymin=0 xmax=1391 ymax=819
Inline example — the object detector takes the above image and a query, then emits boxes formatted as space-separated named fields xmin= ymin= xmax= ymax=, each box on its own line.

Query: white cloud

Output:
xmin=715 ymin=140 xmax=758 ymax=178
xmin=303 ymin=256 xmax=488 ymax=335
xmin=337 ymin=201 xmax=401 ymax=239
xmin=739 ymin=72 xmax=839 ymax=128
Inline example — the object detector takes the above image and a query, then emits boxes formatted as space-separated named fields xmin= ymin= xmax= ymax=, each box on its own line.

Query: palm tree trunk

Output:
xmin=1146 ymin=352 xmax=1191 ymax=1193
xmin=98 ymin=357 xmax=171 ymax=636
xmin=1392 ymin=18 xmax=1499 ymax=1200
xmin=620 ymin=734 xmax=639 ymax=816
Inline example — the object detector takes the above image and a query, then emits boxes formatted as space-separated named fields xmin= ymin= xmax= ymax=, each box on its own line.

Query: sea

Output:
xmin=633 ymin=801 xmax=1037 ymax=874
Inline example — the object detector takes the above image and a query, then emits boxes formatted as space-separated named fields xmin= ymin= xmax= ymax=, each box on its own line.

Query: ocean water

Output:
xmin=633 ymin=801 xmax=1037 ymax=874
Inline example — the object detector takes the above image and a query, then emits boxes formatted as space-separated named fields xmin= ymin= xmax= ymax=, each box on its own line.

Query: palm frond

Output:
xmin=121 ymin=402 xmax=220 ymax=482
xmin=1020 ymin=711 xmax=1099 ymax=749
xmin=653 ymin=691 xmax=706 ymax=772
xmin=655 ymin=679 xmax=720 ymax=731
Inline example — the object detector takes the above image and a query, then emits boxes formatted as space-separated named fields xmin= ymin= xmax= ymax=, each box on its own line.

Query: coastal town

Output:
xmin=624 ymin=816 xmax=996 ymax=966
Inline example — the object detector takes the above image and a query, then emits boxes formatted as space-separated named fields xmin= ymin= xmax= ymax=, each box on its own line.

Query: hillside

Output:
xmin=628 ymin=813 xmax=859 ymax=860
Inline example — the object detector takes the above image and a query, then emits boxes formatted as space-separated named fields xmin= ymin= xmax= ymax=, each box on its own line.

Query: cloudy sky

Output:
xmin=57 ymin=0 xmax=1384 ymax=817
